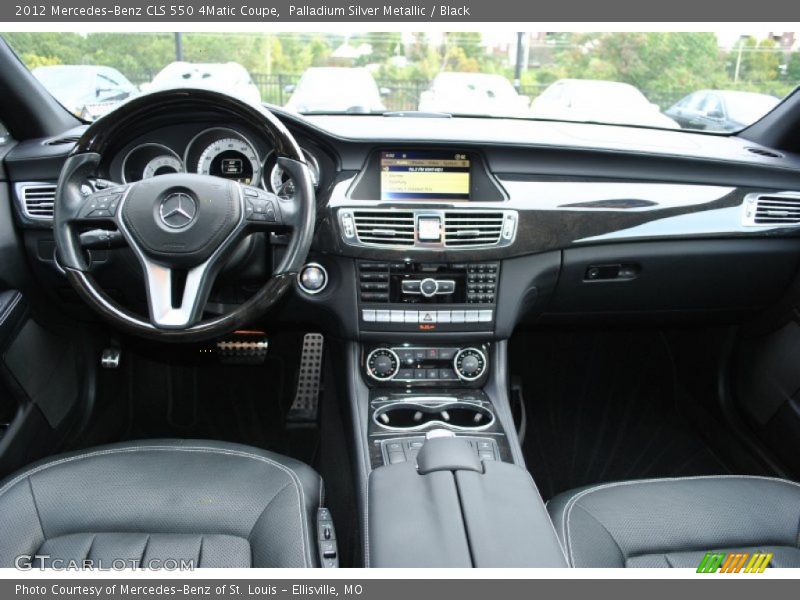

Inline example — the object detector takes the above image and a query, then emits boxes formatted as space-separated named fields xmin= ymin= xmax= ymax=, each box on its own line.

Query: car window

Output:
xmin=4 ymin=31 xmax=798 ymax=132
xmin=701 ymin=94 xmax=723 ymax=115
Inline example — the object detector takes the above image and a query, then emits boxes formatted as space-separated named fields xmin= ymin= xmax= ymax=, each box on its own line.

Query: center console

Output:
xmin=358 ymin=261 xmax=500 ymax=333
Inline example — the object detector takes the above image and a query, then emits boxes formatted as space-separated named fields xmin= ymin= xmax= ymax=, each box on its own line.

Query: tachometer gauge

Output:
xmin=266 ymin=149 xmax=320 ymax=199
xmin=122 ymin=143 xmax=184 ymax=183
xmin=197 ymin=137 xmax=261 ymax=185
xmin=143 ymin=155 xmax=183 ymax=179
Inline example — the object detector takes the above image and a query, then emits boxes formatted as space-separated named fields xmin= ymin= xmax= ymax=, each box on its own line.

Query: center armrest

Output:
xmin=368 ymin=436 xmax=568 ymax=568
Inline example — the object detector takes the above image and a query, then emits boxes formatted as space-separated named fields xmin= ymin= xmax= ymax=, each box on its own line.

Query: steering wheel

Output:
xmin=53 ymin=89 xmax=315 ymax=342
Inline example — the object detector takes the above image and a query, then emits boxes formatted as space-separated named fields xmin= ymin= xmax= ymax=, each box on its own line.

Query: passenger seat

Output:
xmin=546 ymin=476 xmax=800 ymax=568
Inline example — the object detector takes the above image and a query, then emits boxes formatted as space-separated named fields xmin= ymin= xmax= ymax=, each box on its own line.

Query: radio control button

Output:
xmin=419 ymin=278 xmax=439 ymax=297
xmin=401 ymin=280 xmax=422 ymax=294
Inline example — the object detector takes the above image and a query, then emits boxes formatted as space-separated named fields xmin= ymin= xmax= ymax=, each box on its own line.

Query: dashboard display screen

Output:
xmin=380 ymin=151 xmax=470 ymax=201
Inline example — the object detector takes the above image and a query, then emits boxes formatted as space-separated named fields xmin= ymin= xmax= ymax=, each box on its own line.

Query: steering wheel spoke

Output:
xmin=142 ymin=260 xmax=216 ymax=328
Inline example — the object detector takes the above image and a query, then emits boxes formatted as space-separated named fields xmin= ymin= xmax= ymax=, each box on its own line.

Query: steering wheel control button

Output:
xmin=243 ymin=187 xmax=280 ymax=224
xmin=81 ymin=189 xmax=125 ymax=219
xmin=297 ymin=263 xmax=328 ymax=295
xmin=366 ymin=348 xmax=400 ymax=381
xmin=454 ymin=348 xmax=488 ymax=381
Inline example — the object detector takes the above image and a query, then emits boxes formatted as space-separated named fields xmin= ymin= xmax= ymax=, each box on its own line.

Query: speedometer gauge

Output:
xmin=197 ymin=137 xmax=261 ymax=185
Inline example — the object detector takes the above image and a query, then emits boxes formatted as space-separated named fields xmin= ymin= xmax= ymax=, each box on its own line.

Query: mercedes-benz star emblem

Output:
xmin=159 ymin=193 xmax=197 ymax=229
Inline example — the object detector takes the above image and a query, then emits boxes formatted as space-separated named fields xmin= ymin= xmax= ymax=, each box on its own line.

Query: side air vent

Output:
xmin=352 ymin=210 xmax=416 ymax=247
xmin=746 ymin=147 xmax=783 ymax=159
xmin=45 ymin=134 xmax=81 ymax=146
xmin=744 ymin=193 xmax=800 ymax=226
xmin=19 ymin=183 xmax=57 ymax=220
xmin=444 ymin=212 xmax=505 ymax=247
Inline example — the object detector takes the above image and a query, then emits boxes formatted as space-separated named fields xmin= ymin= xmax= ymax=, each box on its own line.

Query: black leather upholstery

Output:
xmin=0 ymin=439 xmax=323 ymax=568
xmin=547 ymin=475 xmax=800 ymax=568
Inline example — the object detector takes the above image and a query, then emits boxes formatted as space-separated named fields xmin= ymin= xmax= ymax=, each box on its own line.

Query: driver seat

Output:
xmin=0 ymin=440 xmax=324 ymax=568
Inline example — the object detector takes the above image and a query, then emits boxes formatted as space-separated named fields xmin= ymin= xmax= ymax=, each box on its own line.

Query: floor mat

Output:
xmin=121 ymin=333 xmax=318 ymax=465
xmin=510 ymin=329 xmax=733 ymax=500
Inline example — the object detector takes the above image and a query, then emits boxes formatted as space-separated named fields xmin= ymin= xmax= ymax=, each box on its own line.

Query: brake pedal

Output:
xmin=216 ymin=331 xmax=269 ymax=365
xmin=288 ymin=333 xmax=324 ymax=421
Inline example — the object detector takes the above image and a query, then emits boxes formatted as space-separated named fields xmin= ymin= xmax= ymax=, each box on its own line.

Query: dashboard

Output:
xmin=5 ymin=104 xmax=800 ymax=342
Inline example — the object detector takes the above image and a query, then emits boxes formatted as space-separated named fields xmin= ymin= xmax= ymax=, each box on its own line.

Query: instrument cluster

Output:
xmin=119 ymin=126 xmax=321 ymax=200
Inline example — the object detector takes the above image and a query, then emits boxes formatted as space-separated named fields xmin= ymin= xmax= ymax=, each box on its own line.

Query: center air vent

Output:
xmin=18 ymin=183 xmax=57 ymax=220
xmin=444 ymin=212 xmax=505 ymax=247
xmin=744 ymin=193 xmax=800 ymax=226
xmin=352 ymin=210 xmax=416 ymax=247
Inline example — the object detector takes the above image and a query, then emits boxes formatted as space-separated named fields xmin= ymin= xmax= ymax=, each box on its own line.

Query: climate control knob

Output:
xmin=366 ymin=348 xmax=400 ymax=381
xmin=454 ymin=348 xmax=487 ymax=381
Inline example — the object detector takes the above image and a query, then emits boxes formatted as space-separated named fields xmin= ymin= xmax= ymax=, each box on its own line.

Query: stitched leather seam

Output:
xmin=0 ymin=292 xmax=23 ymax=326
xmin=0 ymin=445 xmax=313 ymax=568
xmin=560 ymin=475 xmax=800 ymax=567
xmin=26 ymin=476 xmax=47 ymax=543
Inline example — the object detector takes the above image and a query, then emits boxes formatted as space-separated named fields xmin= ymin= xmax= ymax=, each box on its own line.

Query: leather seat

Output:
xmin=0 ymin=440 xmax=323 ymax=568
xmin=547 ymin=475 xmax=800 ymax=568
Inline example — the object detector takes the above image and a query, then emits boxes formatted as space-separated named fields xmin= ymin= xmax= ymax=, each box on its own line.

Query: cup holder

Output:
xmin=373 ymin=401 xmax=494 ymax=431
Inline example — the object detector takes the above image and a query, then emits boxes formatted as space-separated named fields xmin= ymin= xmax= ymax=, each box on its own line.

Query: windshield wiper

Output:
xmin=382 ymin=111 xmax=452 ymax=118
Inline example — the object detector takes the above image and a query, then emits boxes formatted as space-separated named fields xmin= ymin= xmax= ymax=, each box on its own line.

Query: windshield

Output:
xmin=4 ymin=31 xmax=799 ymax=132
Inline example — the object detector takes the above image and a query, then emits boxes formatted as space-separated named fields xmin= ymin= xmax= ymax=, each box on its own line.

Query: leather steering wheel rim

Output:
xmin=54 ymin=89 xmax=316 ymax=342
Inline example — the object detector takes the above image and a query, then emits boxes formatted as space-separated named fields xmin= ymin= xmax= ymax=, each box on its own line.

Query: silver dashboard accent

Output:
xmin=453 ymin=347 xmax=488 ymax=382
xmin=338 ymin=208 xmax=518 ymax=250
xmin=297 ymin=262 xmax=329 ymax=295
xmin=365 ymin=347 xmax=400 ymax=381
xmin=742 ymin=192 xmax=800 ymax=227
xmin=16 ymin=182 xmax=58 ymax=221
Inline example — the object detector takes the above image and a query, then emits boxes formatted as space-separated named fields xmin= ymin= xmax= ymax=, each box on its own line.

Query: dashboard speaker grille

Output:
xmin=444 ymin=212 xmax=504 ymax=247
xmin=20 ymin=183 xmax=57 ymax=220
xmin=352 ymin=210 xmax=416 ymax=246
xmin=748 ymin=194 xmax=800 ymax=225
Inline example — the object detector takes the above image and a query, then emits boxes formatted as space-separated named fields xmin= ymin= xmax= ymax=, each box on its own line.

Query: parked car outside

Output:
xmin=32 ymin=64 xmax=137 ymax=120
xmin=145 ymin=61 xmax=261 ymax=105
xmin=418 ymin=72 xmax=530 ymax=117
xmin=530 ymin=78 xmax=679 ymax=129
xmin=284 ymin=67 xmax=387 ymax=114
xmin=665 ymin=90 xmax=780 ymax=132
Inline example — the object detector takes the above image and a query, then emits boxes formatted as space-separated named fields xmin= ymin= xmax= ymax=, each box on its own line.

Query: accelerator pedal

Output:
xmin=216 ymin=330 xmax=269 ymax=365
xmin=288 ymin=333 xmax=324 ymax=422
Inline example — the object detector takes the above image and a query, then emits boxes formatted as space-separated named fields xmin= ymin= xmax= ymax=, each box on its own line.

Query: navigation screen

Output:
xmin=380 ymin=151 xmax=470 ymax=201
